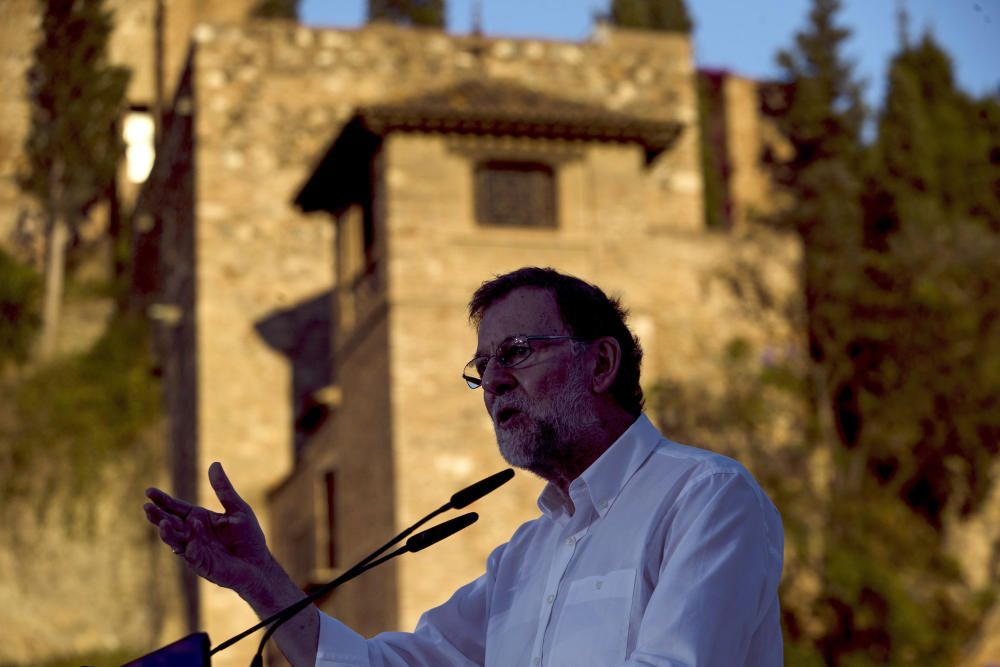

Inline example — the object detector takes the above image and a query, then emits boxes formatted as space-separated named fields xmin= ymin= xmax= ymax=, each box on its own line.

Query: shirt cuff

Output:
xmin=315 ymin=611 xmax=370 ymax=667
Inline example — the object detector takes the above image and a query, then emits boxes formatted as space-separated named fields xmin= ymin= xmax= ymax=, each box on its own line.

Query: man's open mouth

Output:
xmin=496 ymin=407 xmax=521 ymax=426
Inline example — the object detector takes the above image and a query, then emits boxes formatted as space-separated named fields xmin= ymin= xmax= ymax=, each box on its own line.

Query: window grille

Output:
xmin=475 ymin=160 xmax=556 ymax=228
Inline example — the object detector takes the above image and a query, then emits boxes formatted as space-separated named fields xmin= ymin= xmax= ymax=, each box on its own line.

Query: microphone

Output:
xmin=450 ymin=468 xmax=515 ymax=509
xmin=403 ymin=511 xmax=479 ymax=552
xmin=209 ymin=468 xmax=514 ymax=659
xmin=247 ymin=513 xmax=479 ymax=667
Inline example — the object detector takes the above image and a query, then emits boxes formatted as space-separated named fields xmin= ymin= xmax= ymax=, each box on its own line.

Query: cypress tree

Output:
xmin=769 ymin=0 xmax=865 ymax=401
xmin=875 ymin=33 xmax=1000 ymax=229
xmin=20 ymin=0 xmax=130 ymax=358
xmin=866 ymin=30 xmax=1000 ymax=533
xmin=368 ymin=0 xmax=445 ymax=28
xmin=251 ymin=0 xmax=300 ymax=20
xmin=768 ymin=1 xmax=881 ymax=663
xmin=608 ymin=0 xmax=693 ymax=33
xmin=771 ymin=3 xmax=999 ymax=663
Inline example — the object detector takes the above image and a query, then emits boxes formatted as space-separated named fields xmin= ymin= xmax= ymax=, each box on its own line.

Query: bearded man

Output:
xmin=144 ymin=267 xmax=785 ymax=666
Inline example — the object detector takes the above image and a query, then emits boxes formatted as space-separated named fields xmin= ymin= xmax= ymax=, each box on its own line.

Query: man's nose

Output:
xmin=481 ymin=358 xmax=516 ymax=396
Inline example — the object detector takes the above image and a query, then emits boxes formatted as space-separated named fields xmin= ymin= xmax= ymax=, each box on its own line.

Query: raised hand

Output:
xmin=144 ymin=462 xmax=273 ymax=596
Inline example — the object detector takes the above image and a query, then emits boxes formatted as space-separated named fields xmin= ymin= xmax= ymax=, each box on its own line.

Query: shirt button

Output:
xmin=546 ymin=594 xmax=555 ymax=603
xmin=596 ymin=581 xmax=603 ymax=590
xmin=565 ymin=536 xmax=575 ymax=546
xmin=533 ymin=657 xmax=540 ymax=666
xmin=601 ymin=500 xmax=609 ymax=509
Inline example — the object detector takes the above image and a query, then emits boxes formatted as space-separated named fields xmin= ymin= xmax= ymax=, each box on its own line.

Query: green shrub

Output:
xmin=0 ymin=248 xmax=42 ymax=370
xmin=0 ymin=313 xmax=160 ymax=516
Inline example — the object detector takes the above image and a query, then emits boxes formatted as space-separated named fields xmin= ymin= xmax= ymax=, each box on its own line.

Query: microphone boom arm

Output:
xmin=209 ymin=468 xmax=513 ymax=659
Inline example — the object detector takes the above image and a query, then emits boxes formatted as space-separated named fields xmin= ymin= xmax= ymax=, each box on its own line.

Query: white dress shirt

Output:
xmin=316 ymin=413 xmax=784 ymax=666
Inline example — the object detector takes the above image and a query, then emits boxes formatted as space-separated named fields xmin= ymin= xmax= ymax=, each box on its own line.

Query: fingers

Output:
xmin=209 ymin=462 xmax=250 ymax=515
xmin=143 ymin=501 xmax=170 ymax=527
xmin=145 ymin=486 xmax=196 ymax=518
xmin=155 ymin=513 xmax=191 ymax=554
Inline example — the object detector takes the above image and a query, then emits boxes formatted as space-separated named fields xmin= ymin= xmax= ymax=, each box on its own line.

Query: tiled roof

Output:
xmin=295 ymin=78 xmax=684 ymax=214
xmin=356 ymin=78 xmax=683 ymax=161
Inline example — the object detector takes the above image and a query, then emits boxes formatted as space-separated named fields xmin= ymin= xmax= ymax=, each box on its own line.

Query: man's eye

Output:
xmin=499 ymin=344 xmax=531 ymax=366
xmin=473 ymin=357 xmax=489 ymax=375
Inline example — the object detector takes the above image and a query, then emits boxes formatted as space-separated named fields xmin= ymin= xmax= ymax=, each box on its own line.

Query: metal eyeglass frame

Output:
xmin=462 ymin=334 xmax=587 ymax=389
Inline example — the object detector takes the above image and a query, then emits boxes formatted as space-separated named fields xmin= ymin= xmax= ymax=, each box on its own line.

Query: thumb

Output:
xmin=209 ymin=462 xmax=250 ymax=515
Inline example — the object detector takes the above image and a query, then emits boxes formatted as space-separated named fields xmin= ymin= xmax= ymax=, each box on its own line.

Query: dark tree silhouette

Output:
xmin=20 ymin=0 xmax=129 ymax=358
xmin=368 ymin=0 xmax=445 ymax=27
xmin=251 ymin=0 xmax=300 ymax=19
xmin=608 ymin=0 xmax=693 ymax=32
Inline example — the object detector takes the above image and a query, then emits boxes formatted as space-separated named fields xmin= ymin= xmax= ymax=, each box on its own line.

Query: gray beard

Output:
xmin=492 ymin=369 xmax=596 ymax=478
xmin=495 ymin=413 xmax=564 ymax=472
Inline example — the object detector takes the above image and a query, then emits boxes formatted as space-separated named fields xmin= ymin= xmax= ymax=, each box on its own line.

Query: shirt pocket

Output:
xmin=548 ymin=568 xmax=636 ymax=666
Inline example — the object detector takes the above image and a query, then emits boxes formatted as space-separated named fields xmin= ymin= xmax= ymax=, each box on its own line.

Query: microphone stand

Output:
xmin=209 ymin=505 xmax=446 ymax=656
xmin=210 ymin=468 xmax=514 ymax=661
xmin=244 ymin=512 xmax=479 ymax=666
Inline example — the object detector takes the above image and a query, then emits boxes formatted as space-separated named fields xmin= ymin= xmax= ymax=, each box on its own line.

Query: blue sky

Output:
xmin=299 ymin=0 xmax=1000 ymax=112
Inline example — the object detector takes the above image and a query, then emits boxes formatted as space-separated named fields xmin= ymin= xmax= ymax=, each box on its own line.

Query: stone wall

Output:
xmin=0 ymin=0 xmax=39 ymax=258
xmin=720 ymin=74 xmax=790 ymax=228
xmin=0 ymin=430 xmax=185 ymax=665
xmin=135 ymin=50 xmax=204 ymax=636
xmin=951 ymin=478 xmax=1000 ymax=666
xmin=183 ymin=21 xmax=338 ymax=666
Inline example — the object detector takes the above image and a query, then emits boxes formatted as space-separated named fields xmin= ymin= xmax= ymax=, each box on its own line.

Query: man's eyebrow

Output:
xmin=474 ymin=338 xmax=501 ymax=358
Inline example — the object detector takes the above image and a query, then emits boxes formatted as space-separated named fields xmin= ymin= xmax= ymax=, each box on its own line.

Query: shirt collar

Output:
xmin=537 ymin=413 xmax=662 ymax=520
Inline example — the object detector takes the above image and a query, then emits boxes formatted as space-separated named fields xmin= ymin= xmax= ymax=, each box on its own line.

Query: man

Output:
xmin=145 ymin=267 xmax=784 ymax=666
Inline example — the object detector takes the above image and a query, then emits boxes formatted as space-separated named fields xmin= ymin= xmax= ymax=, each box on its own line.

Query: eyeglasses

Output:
xmin=463 ymin=334 xmax=586 ymax=389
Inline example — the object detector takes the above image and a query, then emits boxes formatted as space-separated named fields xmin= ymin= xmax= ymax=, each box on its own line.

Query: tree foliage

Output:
xmin=0 ymin=249 xmax=42 ymax=371
xmin=872 ymin=33 xmax=1000 ymax=232
xmin=769 ymin=0 xmax=865 ymax=370
xmin=859 ymin=32 xmax=1000 ymax=527
xmin=773 ymin=0 xmax=865 ymax=175
xmin=251 ymin=0 xmax=300 ymax=20
xmin=20 ymin=0 xmax=130 ymax=358
xmin=0 ymin=314 xmax=160 ymax=518
xmin=743 ymin=1 xmax=1000 ymax=664
xmin=367 ymin=0 xmax=445 ymax=27
xmin=608 ymin=0 xmax=693 ymax=33
xmin=21 ymin=0 xmax=130 ymax=225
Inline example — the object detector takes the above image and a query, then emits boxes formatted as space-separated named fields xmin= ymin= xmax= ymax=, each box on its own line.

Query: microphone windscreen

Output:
xmin=450 ymin=468 xmax=515 ymax=509
xmin=406 ymin=512 xmax=479 ymax=553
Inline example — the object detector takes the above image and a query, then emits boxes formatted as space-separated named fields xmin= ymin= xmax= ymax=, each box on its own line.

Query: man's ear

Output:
xmin=590 ymin=336 xmax=621 ymax=394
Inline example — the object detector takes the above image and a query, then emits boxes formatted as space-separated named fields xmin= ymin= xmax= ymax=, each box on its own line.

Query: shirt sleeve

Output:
xmin=316 ymin=613 xmax=372 ymax=666
xmin=625 ymin=471 xmax=784 ymax=666
xmin=315 ymin=543 xmax=506 ymax=667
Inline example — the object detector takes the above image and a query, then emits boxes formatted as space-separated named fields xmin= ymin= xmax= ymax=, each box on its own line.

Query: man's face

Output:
xmin=475 ymin=287 xmax=595 ymax=476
